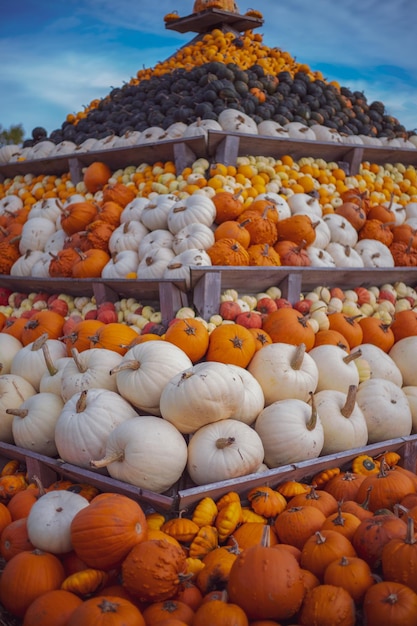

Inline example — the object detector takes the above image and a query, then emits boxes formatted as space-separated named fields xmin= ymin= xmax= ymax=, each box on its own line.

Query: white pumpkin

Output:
xmin=182 ymin=118 xmax=222 ymax=138
xmin=60 ymin=348 xmax=123 ymax=402
xmin=101 ymin=249 xmax=140 ymax=279
xmin=160 ymin=361 xmax=245 ymax=434
xmin=402 ymin=386 xmax=417 ymax=433
xmin=10 ymin=392 xmax=64 ymax=456
xmin=389 ymin=337 xmax=417 ymax=386
xmin=137 ymin=126 xmax=168 ymax=143
xmin=138 ymin=229 xmax=175 ymax=261
xmin=308 ymin=345 xmax=360 ymax=393
xmin=90 ymin=415 xmax=188 ymax=493
xmin=27 ymin=490 xmax=89 ymax=554
xmin=307 ymin=246 xmax=336 ymax=267
xmin=120 ymin=197 xmax=150 ymax=223
xmin=255 ymin=192 xmax=291 ymax=220
xmin=11 ymin=335 xmax=68 ymax=391
xmin=0 ymin=374 xmax=36 ymax=443
xmin=0 ymin=334 xmax=23 ymax=374
xmin=44 ymin=228 xmax=67 ymax=253
xmin=10 ymin=250 xmax=46 ymax=277
xmin=226 ymin=364 xmax=265 ymax=425
xmin=310 ymin=125 xmax=343 ymax=143
xmin=54 ymin=388 xmax=138 ymax=467
xmin=141 ymin=193 xmax=178 ymax=231
xmin=314 ymin=385 xmax=368 ymax=455
xmin=39 ymin=340 xmax=72 ymax=397
xmin=325 ymin=242 xmax=364 ymax=268
xmin=255 ymin=397 xmax=324 ymax=467
xmin=108 ymin=221 xmax=149 ymax=254
xmin=19 ymin=217 xmax=56 ymax=254
xmin=354 ymin=239 xmax=394 ymax=267
xmin=248 ymin=343 xmax=319 ymax=405
xmin=163 ymin=248 xmax=212 ymax=288
xmin=218 ymin=109 xmax=258 ymax=134
xmin=311 ymin=217 xmax=332 ymax=249
xmin=323 ymin=213 xmax=358 ymax=247
xmin=355 ymin=344 xmax=403 ymax=387
xmin=187 ymin=419 xmax=264 ymax=485
xmin=30 ymin=252 xmax=53 ymax=277
xmin=172 ymin=223 xmax=215 ymax=254
xmin=167 ymin=194 xmax=216 ymax=235
xmin=28 ymin=198 xmax=64 ymax=223
xmin=356 ymin=378 xmax=412 ymax=443
xmin=165 ymin=121 xmax=188 ymax=138
xmin=136 ymin=246 xmax=176 ymax=280
xmin=287 ymin=193 xmax=322 ymax=218
xmin=52 ymin=140 xmax=77 ymax=155
xmin=257 ymin=120 xmax=289 ymax=138
xmin=111 ymin=341 xmax=192 ymax=415
xmin=284 ymin=122 xmax=316 ymax=140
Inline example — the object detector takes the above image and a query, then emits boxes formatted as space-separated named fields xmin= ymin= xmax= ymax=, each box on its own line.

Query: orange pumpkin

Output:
xmin=358 ymin=316 xmax=395 ymax=352
xmin=214 ymin=219 xmax=251 ymax=248
xmin=237 ymin=208 xmax=278 ymax=246
xmin=20 ymin=310 xmax=65 ymax=346
xmin=83 ymin=161 xmax=112 ymax=194
xmin=300 ymin=530 xmax=356 ymax=580
xmin=207 ymin=238 xmax=250 ymax=266
xmin=205 ymin=323 xmax=256 ymax=367
xmin=164 ymin=318 xmax=209 ymax=363
xmin=0 ymin=548 xmax=66 ymax=618
xmin=390 ymin=309 xmax=417 ymax=341
xmin=102 ymin=182 xmax=136 ymax=207
xmin=352 ymin=514 xmax=407 ymax=569
xmin=273 ymin=239 xmax=311 ymax=266
xmin=88 ymin=322 xmax=140 ymax=354
xmin=60 ymin=201 xmax=98 ymax=236
xmin=49 ymin=248 xmax=81 ymax=278
xmin=313 ymin=329 xmax=350 ymax=351
xmin=72 ymin=248 xmax=111 ymax=278
xmin=299 ymin=584 xmax=356 ymax=626
xmin=262 ymin=307 xmax=315 ymax=350
xmin=277 ymin=214 xmax=318 ymax=246
xmin=66 ymin=595 xmax=146 ymax=626
xmin=122 ymin=538 xmax=188 ymax=603
xmin=22 ymin=589 xmax=83 ymax=626
xmin=327 ymin=312 xmax=363 ymax=349
xmin=142 ymin=599 xmax=194 ymax=625
xmin=274 ymin=506 xmax=327 ymax=551
xmin=247 ymin=243 xmax=281 ymax=266
xmin=70 ymin=493 xmax=147 ymax=571
xmin=213 ymin=190 xmax=245 ymax=224
xmin=363 ymin=581 xmax=417 ymax=626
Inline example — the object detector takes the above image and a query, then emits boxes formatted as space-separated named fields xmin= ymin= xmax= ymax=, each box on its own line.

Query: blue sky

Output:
xmin=1 ymin=0 xmax=416 ymax=140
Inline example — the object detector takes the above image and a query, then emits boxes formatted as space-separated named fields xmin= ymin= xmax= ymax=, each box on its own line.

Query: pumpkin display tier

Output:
xmin=28 ymin=5 xmax=410 ymax=148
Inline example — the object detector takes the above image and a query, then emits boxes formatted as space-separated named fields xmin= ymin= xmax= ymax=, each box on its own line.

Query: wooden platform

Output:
xmin=1 ymin=435 xmax=416 ymax=515
xmin=164 ymin=8 xmax=264 ymax=34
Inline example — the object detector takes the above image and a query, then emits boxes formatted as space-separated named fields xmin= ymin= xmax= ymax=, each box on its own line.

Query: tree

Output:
xmin=0 ymin=124 xmax=25 ymax=147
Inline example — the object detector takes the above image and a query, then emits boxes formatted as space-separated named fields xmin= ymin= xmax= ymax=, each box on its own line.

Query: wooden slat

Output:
xmin=165 ymin=8 xmax=263 ymax=34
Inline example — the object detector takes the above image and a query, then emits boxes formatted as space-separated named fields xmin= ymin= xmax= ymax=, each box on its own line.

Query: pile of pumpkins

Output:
xmin=1 ymin=450 xmax=417 ymax=625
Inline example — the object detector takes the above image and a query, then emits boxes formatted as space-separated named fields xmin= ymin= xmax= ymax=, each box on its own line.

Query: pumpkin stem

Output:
xmin=42 ymin=341 xmax=59 ymax=376
xmin=109 ymin=360 xmax=140 ymax=375
xmin=306 ymin=392 xmax=318 ymax=431
xmin=331 ymin=502 xmax=346 ymax=527
xmin=343 ymin=349 xmax=362 ymax=364
xmin=291 ymin=343 xmax=306 ymax=370
xmin=75 ymin=389 xmax=88 ymax=413
xmin=90 ymin=449 xmax=125 ymax=469
xmin=5 ymin=408 xmax=28 ymax=418
xmin=405 ymin=515 xmax=416 ymax=544
xmin=216 ymin=437 xmax=236 ymax=450
xmin=314 ymin=531 xmax=327 ymax=544
xmin=340 ymin=385 xmax=358 ymax=418
xmin=31 ymin=333 xmax=49 ymax=352
xmin=71 ymin=347 xmax=87 ymax=373
xmin=260 ymin=523 xmax=271 ymax=547
xmin=31 ymin=474 xmax=47 ymax=496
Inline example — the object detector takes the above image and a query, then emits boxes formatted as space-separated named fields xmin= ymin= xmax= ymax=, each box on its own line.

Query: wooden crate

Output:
xmin=1 ymin=435 xmax=416 ymax=515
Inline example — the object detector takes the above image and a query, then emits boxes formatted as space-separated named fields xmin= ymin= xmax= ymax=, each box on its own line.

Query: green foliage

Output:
xmin=0 ymin=124 xmax=25 ymax=147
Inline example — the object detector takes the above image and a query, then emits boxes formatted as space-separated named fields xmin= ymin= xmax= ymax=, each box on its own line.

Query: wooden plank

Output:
xmin=192 ymin=270 xmax=222 ymax=320
xmin=165 ymin=8 xmax=263 ymax=34
xmin=159 ymin=282 xmax=189 ymax=326
xmin=176 ymin=436 xmax=417 ymax=511
xmin=173 ymin=142 xmax=197 ymax=173
xmin=68 ymin=157 xmax=83 ymax=185
xmin=214 ymin=135 xmax=240 ymax=166
xmin=279 ymin=273 xmax=303 ymax=304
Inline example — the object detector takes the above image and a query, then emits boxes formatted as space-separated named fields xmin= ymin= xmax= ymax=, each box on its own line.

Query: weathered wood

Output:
xmin=192 ymin=270 xmax=222 ymax=320
xmin=159 ymin=282 xmax=189 ymax=326
xmin=165 ymin=7 xmax=263 ymax=34
xmin=214 ymin=134 xmax=240 ymax=166
xmin=68 ymin=157 xmax=83 ymax=185
xmin=279 ymin=272 xmax=303 ymax=303
xmin=342 ymin=147 xmax=364 ymax=175
xmin=173 ymin=142 xmax=197 ymax=173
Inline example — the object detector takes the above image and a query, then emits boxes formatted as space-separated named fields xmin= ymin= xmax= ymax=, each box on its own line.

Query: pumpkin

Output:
xmin=358 ymin=316 xmax=395 ymax=352
xmin=381 ymin=516 xmax=417 ymax=593
xmin=207 ymin=237 xmax=250 ymax=266
xmin=102 ymin=182 xmax=137 ymax=207
xmin=327 ymin=312 xmax=363 ymax=349
xmin=20 ymin=310 xmax=65 ymax=346
xmin=390 ymin=310 xmax=417 ymax=342
xmin=49 ymin=247 xmax=81 ymax=277
xmin=60 ymin=347 xmax=123 ymax=402
xmin=0 ymin=517 xmax=34 ymax=560
xmin=335 ymin=199 xmax=367 ymax=231
xmin=196 ymin=543 xmax=240 ymax=594
xmin=213 ymin=190 xmax=245 ymax=224
xmin=274 ymin=506 xmax=327 ymax=550
xmin=355 ymin=460 xmax=416 ymax=513
xmin=0 ymin=548 xmax=66 ymax=618
xmin=323 ymin=555 xmax=374 ymax=603
xmin=273 ymin=239 xmax=311 ymax=266
xmin=164 ymin=317 xmax=209 ymax=363
xmin=227 ymin=527 xmax=305 ymax=621
xmin=249 ymin=342 xmax=318 ymax=404
xmin=142 ymin=599 xmax=194 ymax=625
xmin=62 ymin=319 xmax=105 ymax=355
xmin=186 ymin=419 xmax=264 ymax=484
xmin=299 ymin=584 xmax=356 ymax=626
xmin=83 ymin=161 xmax=112 ymax=193
xmin=90 ymin=416 xmax=188 ymax=493
xmin=362 ymin=581 xmax=417 ymax=626
xmin=359 ymin=219 xmax=394 ymax=246
xmin=66 ymin=595 xmax=146 ymax=626
xmin=11 ymin=334 xmax=67 ymax=391
xmin=9 ymin=391 xmax=64 ymax=456
xmin=323 ymin=472 xmax=366 ymax=503
xmin=122 ymin=538 xmax=188 ymax=603
xmin=247 ymin=243 xmax=282 ymax=266
xmin=54 ymin=388 xmax=138 ymax=468
xmin=352 ymin=513 xmax=407 ymax=569
xmin=356 ymin=343 xmax=402 ymax=386
xmin=287 ymin=486 xmax=338 ymax=518
xmin=205 ymin=323 xmax=256 ymax=367
xmin=22 ymin=588 xmax=83 ymax=626
xmin=255 ymin=394 xmax=324 ymax=467
xmin=88 ymin=322 xmax=140 ymax=354
xmin=193 ymin=598 xmax=248 ymax=625
xmin=70 ymin=493 xmax=147 ymax=571
xmin=72 ymin=248 xmax=111 ymax=278
xmin=300 ymin=530 xmax=356 ymax=580
xmin=237 ymin=208 xmax=278 ymax=246
xmin=167 ymin=194 xmax=216 ymax=235
xmin=160 ymin=361 xmax=245 ymax=433
xmin=60 ymin=201 xmax=98 ymax=235
xmin=214 ymin=219 xmax=251 ymax=248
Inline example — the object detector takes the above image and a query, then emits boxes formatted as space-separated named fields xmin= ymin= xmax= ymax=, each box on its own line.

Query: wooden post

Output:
xmin=193 ymin=271 xmax=222 ymax=320
xmin=68 ymin=157 xmax=83 ymax=185
xmin=173 ymin=142 xmax=197 ymax=173
xmin=279 ymin=272 xmax=302 ymax=304
xmin=215 ymin=134 xmax=240 ymax=166
xmin=159 ymin=282 xmax=189 ymax=326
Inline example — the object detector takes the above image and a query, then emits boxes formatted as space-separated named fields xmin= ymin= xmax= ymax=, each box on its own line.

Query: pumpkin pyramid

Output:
xmin=45 ymin=2 xmax=409 ymax=146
